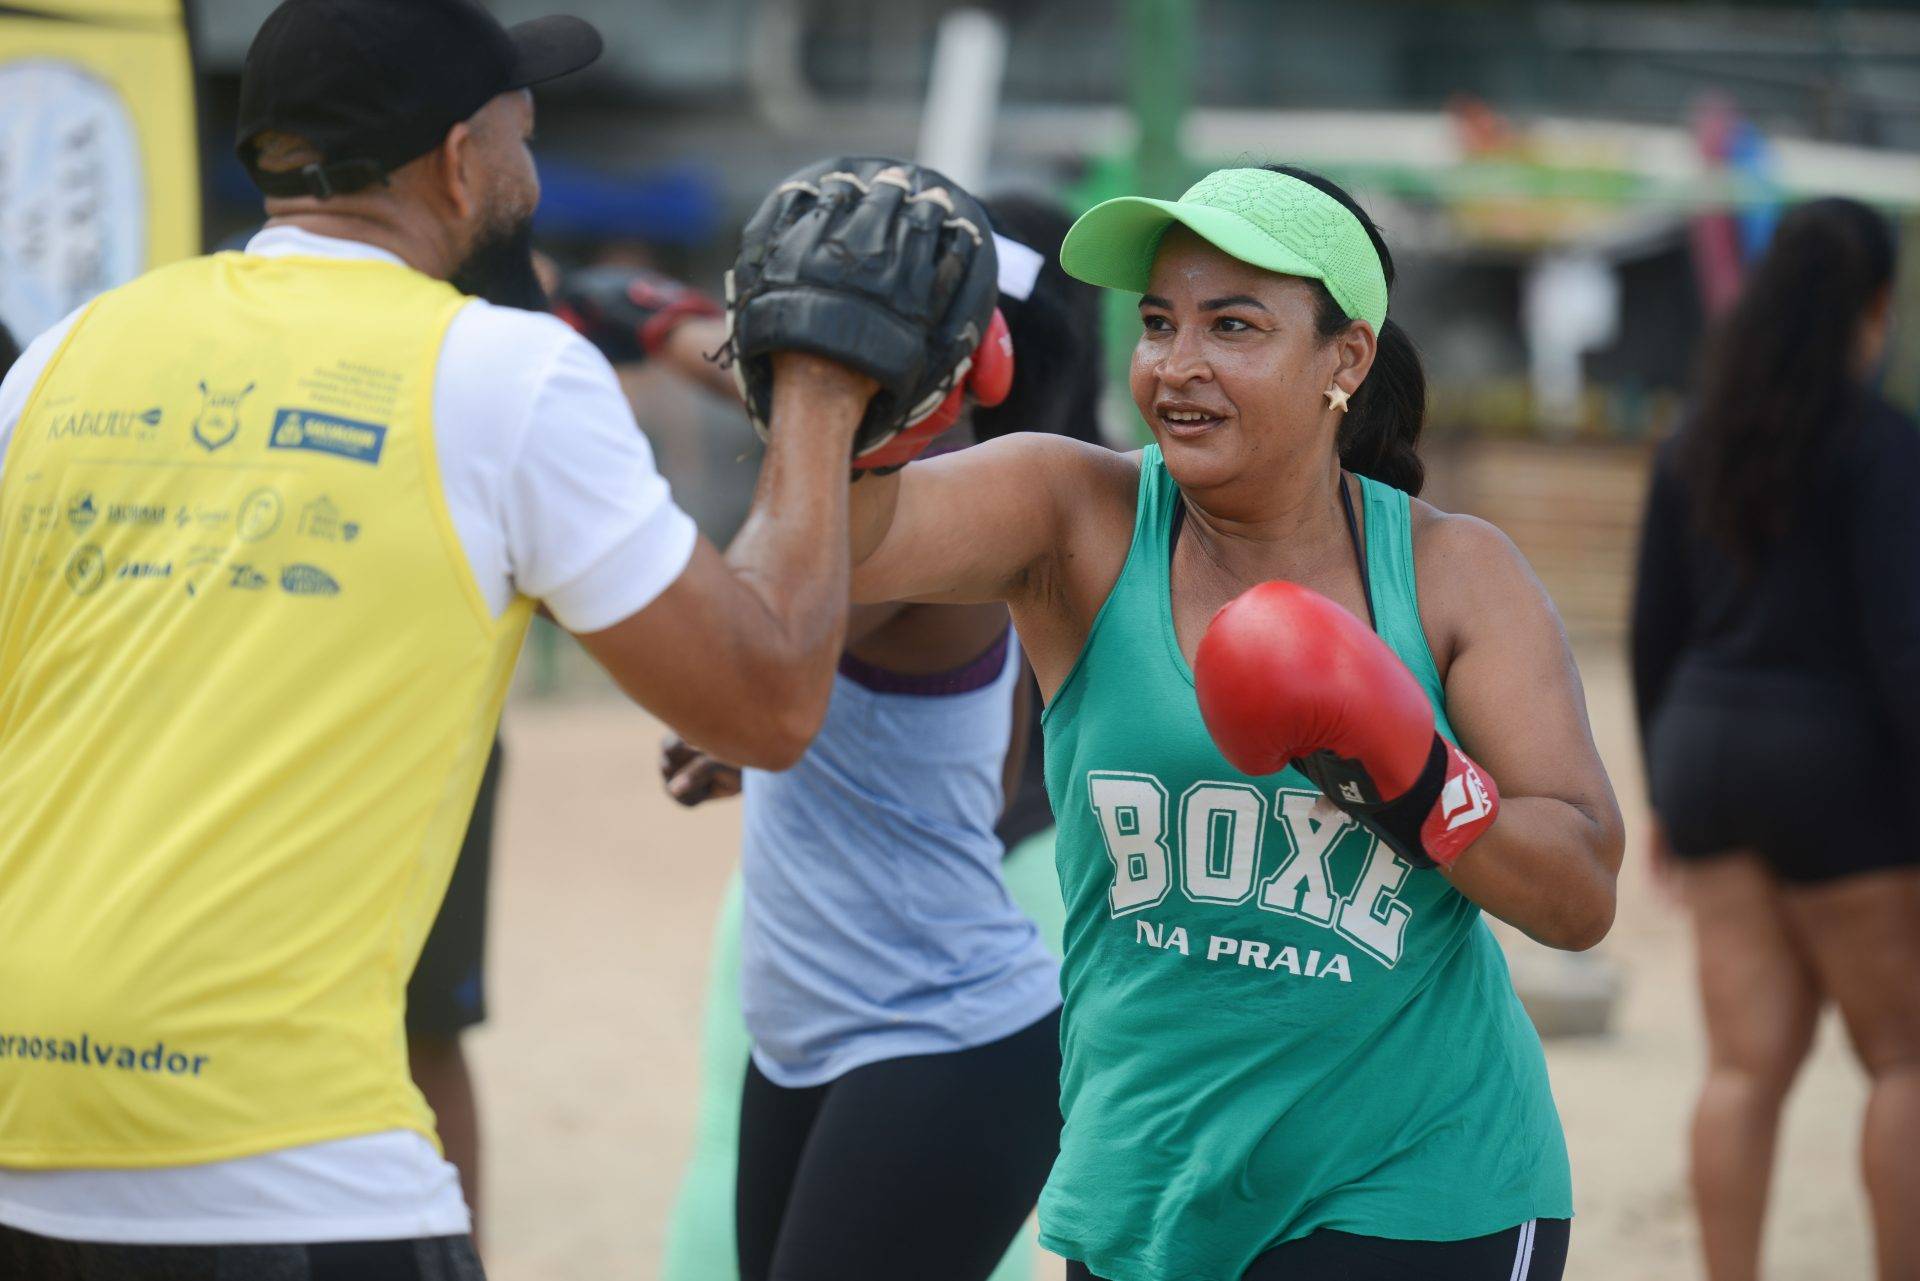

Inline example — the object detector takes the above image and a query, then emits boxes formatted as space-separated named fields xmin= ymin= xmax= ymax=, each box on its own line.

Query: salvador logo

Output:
xmin=268 ymin=409 xmax=387 ymax=465
xmin=192 ymin=381 xmax=256 ymax=453
xmin=280 ymin=564 xmax=340 ymax=597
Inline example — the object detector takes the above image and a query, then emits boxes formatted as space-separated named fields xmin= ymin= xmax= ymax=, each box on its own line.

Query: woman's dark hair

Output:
xmin=974 ymin=193 xmax=1105 ymax=445
xmin=1681 ymin=197 xmax=1895 ymax=563
xmin=1264 ymin=164 xmax=1425 ymax=495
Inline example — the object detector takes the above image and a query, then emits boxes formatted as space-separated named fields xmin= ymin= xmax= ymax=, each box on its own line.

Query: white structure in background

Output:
xmin=1522 ymin=252 xmax=1622 ymax=437
xmin=915 ymin=8 xmax=1007 ymax=191
xmin=0 ymin=61 xmax=145 ymax=341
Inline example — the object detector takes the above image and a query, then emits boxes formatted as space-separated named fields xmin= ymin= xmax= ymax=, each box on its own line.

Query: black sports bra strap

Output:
xmin=1340 ymin=472 xmax=1379 ymax=633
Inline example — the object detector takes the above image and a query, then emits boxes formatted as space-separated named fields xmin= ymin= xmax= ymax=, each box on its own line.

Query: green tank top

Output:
xmin=1038 ymin=447 xmax=1570 ymax=1281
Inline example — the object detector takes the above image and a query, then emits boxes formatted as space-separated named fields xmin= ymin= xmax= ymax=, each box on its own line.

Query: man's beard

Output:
xmin=450 ymin=214 xmax=546 ymax=311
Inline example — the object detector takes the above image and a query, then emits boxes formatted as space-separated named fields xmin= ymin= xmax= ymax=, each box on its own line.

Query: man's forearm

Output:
xmin=721 ymin=357 xmax=870 ymax=741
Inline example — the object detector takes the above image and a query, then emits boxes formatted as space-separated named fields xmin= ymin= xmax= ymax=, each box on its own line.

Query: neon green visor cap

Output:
xmin=1060 ymin=167 xmax=1389 ymax=333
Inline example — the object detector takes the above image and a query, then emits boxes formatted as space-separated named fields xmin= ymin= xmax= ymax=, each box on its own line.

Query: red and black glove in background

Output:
xmin=553 ymin=265 xmax=723 ymax=365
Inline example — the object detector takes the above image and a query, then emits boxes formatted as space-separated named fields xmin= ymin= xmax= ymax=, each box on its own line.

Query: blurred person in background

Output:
xmin=1631 ymin=197 xmax=1920 ymax=1281
xmin=562 ymin=194 xmax=1103 ymax=1281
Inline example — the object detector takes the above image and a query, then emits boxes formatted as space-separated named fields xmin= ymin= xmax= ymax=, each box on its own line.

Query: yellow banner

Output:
xmin=0 ymin=0 xmax=200 ymax=340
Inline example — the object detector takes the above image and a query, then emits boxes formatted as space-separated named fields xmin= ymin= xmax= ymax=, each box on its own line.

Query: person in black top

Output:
xmin=1631 ymin=197 xmax=1919 ymax=1281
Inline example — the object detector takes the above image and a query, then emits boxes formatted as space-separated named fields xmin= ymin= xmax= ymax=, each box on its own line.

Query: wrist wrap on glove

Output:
xmin=1295 ymin=734 xmax=1498 ymax=870
xmin=723 ymin=157 xmax=1001 ymax=469
xmin=1194 ymin=580 xmax=1499 ymax=870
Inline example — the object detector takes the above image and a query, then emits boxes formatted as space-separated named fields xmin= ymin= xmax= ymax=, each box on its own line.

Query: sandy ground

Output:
xmin=469 ymin=645 xmax=1872 ymax=1281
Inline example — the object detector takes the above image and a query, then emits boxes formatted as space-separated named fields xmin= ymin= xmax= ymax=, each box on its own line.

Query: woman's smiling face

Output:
xmin=1129 ymin=227 xmax=1349 ymax=492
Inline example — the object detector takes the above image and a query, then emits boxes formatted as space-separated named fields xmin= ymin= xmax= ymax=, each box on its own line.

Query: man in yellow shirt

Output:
xmin=0 ymin=1 xmax=892 ymax=1276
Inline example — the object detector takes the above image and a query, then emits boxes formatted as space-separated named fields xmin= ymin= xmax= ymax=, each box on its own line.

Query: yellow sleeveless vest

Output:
xmin=0 ymin=250 xmax=533 ymax=1167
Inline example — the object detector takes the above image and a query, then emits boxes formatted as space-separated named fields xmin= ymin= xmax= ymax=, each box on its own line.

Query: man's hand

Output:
xmin=725 ymin=157 xmax=1001 ymax=469
xmin=769 ymin=351 xmax=880 ymax=413
xmin=659 ymin=735 xmax=743 ymax=807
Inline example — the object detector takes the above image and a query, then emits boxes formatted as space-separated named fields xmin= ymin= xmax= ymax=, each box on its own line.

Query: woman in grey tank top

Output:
xmin=590 ymin=198 xmax=1109 ymax=1281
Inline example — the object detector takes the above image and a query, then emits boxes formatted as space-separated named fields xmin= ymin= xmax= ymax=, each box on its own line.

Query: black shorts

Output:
xmin=736 ymin=1009 xmax=1062 ymax=1281
xmin=405 ymin=739 xmax=503 ymax=1037
xmin=0 ymin=1224 xmax=485 ymax=1280
xmin=1068 ymin=1218 xmax=1568 ymax=1281
xmin=1648 ymin=670 xmax=1911 ymax=884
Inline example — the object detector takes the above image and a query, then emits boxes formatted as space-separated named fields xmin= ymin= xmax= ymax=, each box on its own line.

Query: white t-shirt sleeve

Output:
xmin=0 ymin=308 xmax=87 ymax=464
xmin=433 ymin=302 xmax=698 ymax=632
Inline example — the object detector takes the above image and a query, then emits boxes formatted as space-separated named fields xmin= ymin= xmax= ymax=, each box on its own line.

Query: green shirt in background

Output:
xmin=1038 ymin=447 xmax=1570 ymax=1281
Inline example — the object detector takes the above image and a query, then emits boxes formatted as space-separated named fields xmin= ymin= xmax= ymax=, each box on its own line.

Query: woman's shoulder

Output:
xmin=1407 ymin=497 xmax=1528 ymax=573
xmin=1407 ymin=498 xmax=1555 ymax=672
xmin=982 ymin=430 xmax=1142 ymax=485
xmin=989 ymin=432 xmax=1145 ymax=529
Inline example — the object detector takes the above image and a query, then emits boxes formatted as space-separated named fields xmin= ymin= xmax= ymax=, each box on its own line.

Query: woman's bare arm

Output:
xmin=850 ymin=433 xmax=1134 ymax=606
xmin=1419 ymin=513 xmax=1626 ymax=951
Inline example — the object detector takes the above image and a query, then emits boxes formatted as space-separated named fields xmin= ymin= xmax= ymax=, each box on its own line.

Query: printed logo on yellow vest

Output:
xmin=45 ymin=406 xmax=163 ymax=444
xmin=193 ymin=381 xmax=255 ymax=453
xmin=269 ymin=409 xmax=387 ymax=465
xmin=65 ymin=545 xmax=105 ymax=597
xmin=299 ymin=495 xmax=361 ymax=542
xmin=117 ymin=560 xmax=173 ymax=582
xmin=280 ymin=564 xmax=340 ymax=597
xmin=236 ymin=488 xmax=283 ymax=542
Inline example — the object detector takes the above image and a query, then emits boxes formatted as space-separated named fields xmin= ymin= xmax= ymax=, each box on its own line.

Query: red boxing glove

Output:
xmin=1194 ymin=580 xmax=1499 ymax=870
xmin=853 ymin=308 xmax=1014 ymax=473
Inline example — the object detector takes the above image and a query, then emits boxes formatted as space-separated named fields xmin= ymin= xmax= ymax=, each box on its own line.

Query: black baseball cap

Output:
xmin=237 ymin=0 xmax=603 ymax=199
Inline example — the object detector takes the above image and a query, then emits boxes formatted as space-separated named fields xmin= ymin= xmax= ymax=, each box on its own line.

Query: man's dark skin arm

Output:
xmin=659 ymin=596 xmax=1014 ymax=805
xmin=575 ymin=353 xmax=874 ymax=770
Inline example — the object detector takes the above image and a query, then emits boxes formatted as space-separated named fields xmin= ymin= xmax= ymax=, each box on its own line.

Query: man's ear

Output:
xmin=435 ymin=121 xmax=478 ymax=223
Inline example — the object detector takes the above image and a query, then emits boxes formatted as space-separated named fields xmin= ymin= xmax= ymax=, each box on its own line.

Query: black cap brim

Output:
xmin=506 ymin=15 xmax=604 ymax=89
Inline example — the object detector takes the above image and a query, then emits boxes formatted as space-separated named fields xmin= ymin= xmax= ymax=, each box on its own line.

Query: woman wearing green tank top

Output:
xmin=843 ymin=165 xmax=1624 ymax=1281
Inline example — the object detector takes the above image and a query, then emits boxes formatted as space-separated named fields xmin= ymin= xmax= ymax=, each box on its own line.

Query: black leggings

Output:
xmin=736 ymin=1008 xmax=1062 ymax=1281
xmin=1069 ymin=1218 xmax=1568 ymax=1281
xmin=0 ymin=1225 xmax=485 ymax=1280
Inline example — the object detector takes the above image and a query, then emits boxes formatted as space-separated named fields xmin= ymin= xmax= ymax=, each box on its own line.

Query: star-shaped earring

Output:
xmin=1324 ymin=384 xmax=1351 ymax=413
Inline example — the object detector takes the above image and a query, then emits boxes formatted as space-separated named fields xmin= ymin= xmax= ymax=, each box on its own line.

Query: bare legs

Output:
xmin=1682 ymin=857 xmax=1920 ymax=1281
xmin=1782 ymin=869 xmax=1920 ymax=1281
xmin=1682 ymin=855 xmax=1820 ymax=1281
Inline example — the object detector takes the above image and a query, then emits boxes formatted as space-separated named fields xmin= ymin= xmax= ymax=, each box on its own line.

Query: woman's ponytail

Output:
xmin=1265 ymin=164 xmax=1427 ymax=496
xmin=1338 ymin=317 xmax=1426 ymax=496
